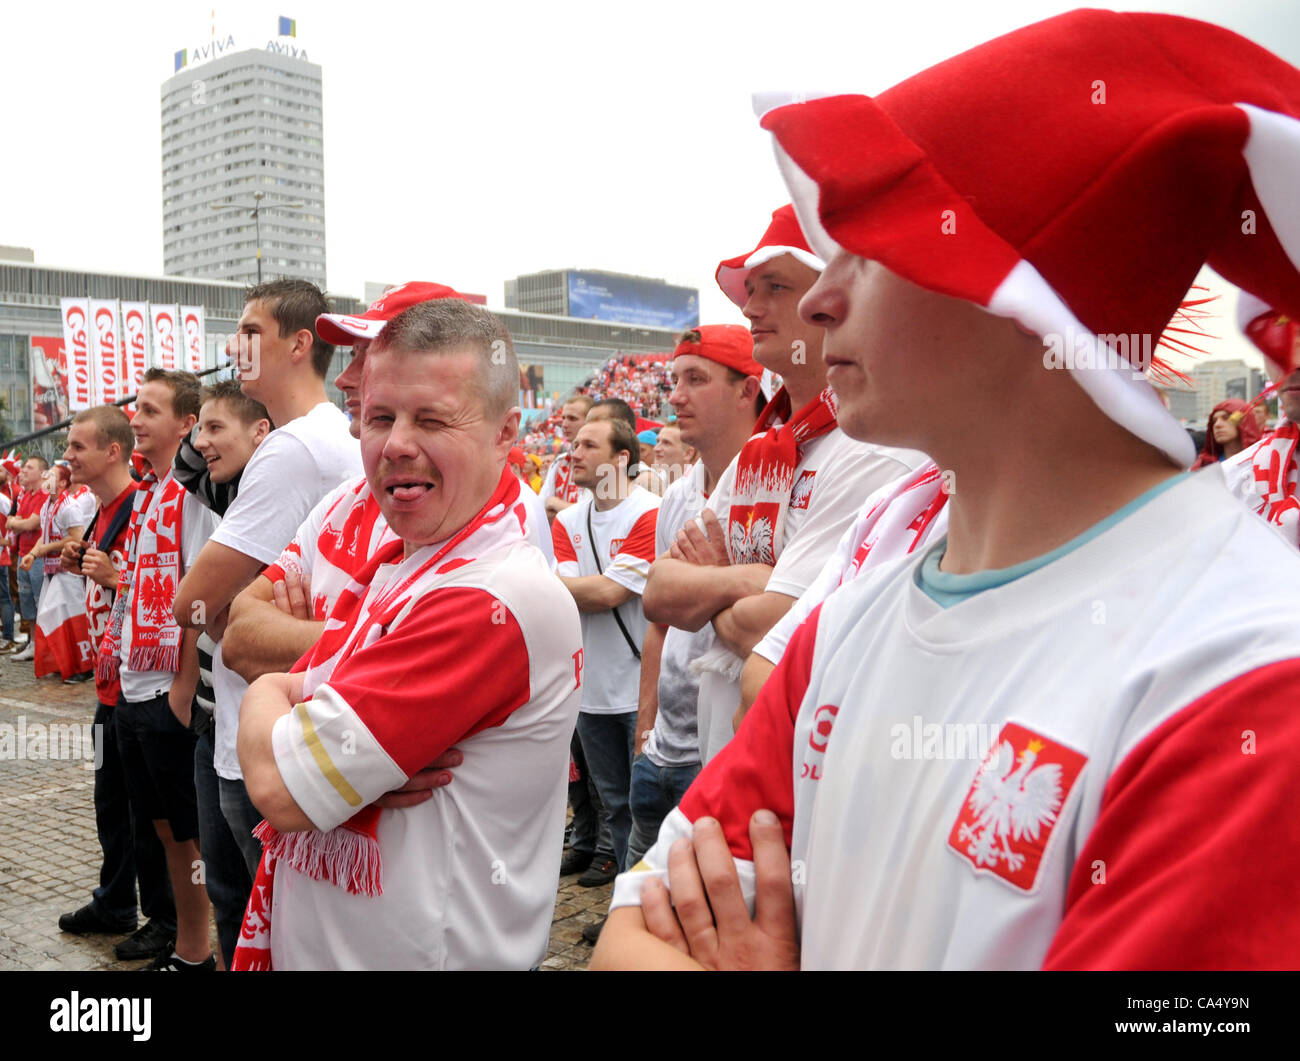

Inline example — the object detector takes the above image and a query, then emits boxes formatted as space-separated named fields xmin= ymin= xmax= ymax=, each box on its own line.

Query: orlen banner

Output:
xmin=60 ymin=298 xmax=93 ymax=411
xmin=120 ymin=302 xmax=150 ymax=407
xmin=180 ymin=305 xmax=205 ymax=373
xmin=30 ymin=336 xmax=69 ymax=432
xmin=151 ymin=305 xmax=180 ymax=371
xmin=88 ymin=300 xmax=122 ymax=405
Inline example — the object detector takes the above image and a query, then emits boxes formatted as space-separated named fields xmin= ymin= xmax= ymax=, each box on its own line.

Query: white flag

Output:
xmin=180 ymin=305 xmax=205 ymax=374
xmin=150 ymin=305 xmax=180 ymax=371
xmin=121 ymin=302 xmax=150 ymax=405
xmin=60 ymin=298 xmax=94 ymax=411
xmin=88 ymin=299 xmax=122 ymax=405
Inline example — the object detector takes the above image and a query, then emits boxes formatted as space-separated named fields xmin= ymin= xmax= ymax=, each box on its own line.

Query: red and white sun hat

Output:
xmin=316 ymin=281 xmax=468 ymax=346
xmin=715 ymin=204 xmax=826 ymax=309
xmin=756 ymin=10 xmax=1300 ymax=468
xmin=1238 ymin=292 xmax=1299 ymax=374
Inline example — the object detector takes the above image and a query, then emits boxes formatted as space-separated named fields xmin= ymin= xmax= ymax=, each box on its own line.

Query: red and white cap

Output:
xmin=673 ymin=324 xmax=762 ymax=378
xmin=315 ymin=281 xmax=469 ymax=346
xmin=1238 ymin=292 xmax=1298 ymax=373
xmin=715 ymin=205 xmax=825 ymax=309
xmin=756 ymin=10 xmax=1300 ymax=467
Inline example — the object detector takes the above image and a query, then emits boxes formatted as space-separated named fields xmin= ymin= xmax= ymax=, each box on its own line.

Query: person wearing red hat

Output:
xmin=599 ymin=10 xmax=1300 ymax=971
xmin=643 ymin=206 xmax=927 ymax=765
xmin=1190 ymin=399 xmax=1262 ymax=471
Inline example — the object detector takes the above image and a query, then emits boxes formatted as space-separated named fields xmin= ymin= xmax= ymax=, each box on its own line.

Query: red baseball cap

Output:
xmin=316 ymin=281 xmax=469 ymax=346
xmin=673 ymin=324 xmax=763 ymax=378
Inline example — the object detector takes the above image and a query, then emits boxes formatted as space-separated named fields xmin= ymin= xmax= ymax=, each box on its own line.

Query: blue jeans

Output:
xmin=90 ymin=700 xmax=175 ymax=931
xmin=218 ymin=776 xmax=265 ymax=879
xmin=16 ymin=564 xmax=45 ymax=623
xmin=568 ymin=728 xmax=614 ymax=861
xmin=195 ymin=732 xmax=253 ymax=967
xmin=627 ymin=754 xmax=701 ymax=868
xmin=0 ymin=565 xmax=13 ymax=640
xmin=576 ymin=712 xmax=636 ymax=871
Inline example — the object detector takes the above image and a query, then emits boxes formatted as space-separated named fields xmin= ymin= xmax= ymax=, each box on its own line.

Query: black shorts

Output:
xmin=116 ymin=691 xmax=200 ymax=843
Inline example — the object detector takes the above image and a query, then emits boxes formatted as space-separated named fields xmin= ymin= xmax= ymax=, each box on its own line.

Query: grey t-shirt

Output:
xmin=645 ymin=461 xmax=711 ymax=769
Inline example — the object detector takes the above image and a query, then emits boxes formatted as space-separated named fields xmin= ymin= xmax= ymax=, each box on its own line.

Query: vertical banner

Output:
xmin=60 ymin=298 xmax=94 ymax=410
xmin=180 ymin=305 xmax=205 ymax=373
xmin=120 ymin=302 xmax=150 ymax=408
xmin=30 ymin=336 xmax=69 ymax=432
xmin=88 ymin=299 xmax=122 ymax=405
xmin=150 ymin=304 xmax=180 ymax=371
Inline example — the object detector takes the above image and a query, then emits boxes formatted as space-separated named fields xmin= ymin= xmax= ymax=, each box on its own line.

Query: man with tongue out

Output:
xmin=234 ymin=299 xmax=582 ymax=970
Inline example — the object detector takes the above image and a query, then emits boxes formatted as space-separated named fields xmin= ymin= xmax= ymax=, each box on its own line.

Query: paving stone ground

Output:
xmin=0 ymin=646 xmax=605 ymax=971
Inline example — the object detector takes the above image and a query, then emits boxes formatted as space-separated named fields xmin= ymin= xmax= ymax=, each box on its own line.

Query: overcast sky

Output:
xmin=5 ymin=0 xmax=1298 ymax=367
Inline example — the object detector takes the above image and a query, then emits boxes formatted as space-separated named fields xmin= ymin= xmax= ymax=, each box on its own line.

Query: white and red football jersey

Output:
xmin=269 ymin=535 xmax=583 ymax=970
xmin=552 ymin=486 xmax=659 ymax=714
xmin=614 ymin=471 xmax=1300 ymax=968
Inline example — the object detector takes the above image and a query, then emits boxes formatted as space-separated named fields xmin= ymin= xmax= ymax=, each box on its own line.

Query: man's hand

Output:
xmin=19 ymin=552 xmax=35 ymax=572
xmin=670 ymin=510 xmax=731 ymax=567
xmin=167 ymin=685 xmax=193 ymax=729
xmin=544 ymin=496 xmax=570 ymax=521
xmin=639 ymin=811 xmax=800 ymax=971
xmin=59 ymin=540 xmax=82 ymax=574
xmin=271 ymin=569 xmax=314 ymax=620
xmin=78 ymin=548 xmax=120 ymax=591
xmin=374 ymin=748 xmax=464 ymax=809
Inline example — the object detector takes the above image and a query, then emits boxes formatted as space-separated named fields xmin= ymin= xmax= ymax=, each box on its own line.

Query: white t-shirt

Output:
xmin=552 ymin=487 xmax=660 ymax=715
xmin=695 ymin=429 xmax=928 ymax=762
xmin=646 ymin=461 xmax=712 ymax=768
xmin=212 ymin=401 xmax=363 ymax=780
xmin=268 ymin=539 xmax=582 ymax=969
xmin=119 ymin=490 xmax=220 ymax=703
xmin=614 ymin=470 xmax=1300 ymax=968
xmin=42 ymin=487 xmax=96 ymax=575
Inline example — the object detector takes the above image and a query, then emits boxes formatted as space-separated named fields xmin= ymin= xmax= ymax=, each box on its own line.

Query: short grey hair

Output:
xmin=373 ymin=300 xmax=518 ymax=417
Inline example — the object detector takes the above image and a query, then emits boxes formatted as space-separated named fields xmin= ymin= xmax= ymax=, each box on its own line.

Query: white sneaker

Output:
xmin=12 ymin=642 xmax=35 ymax=661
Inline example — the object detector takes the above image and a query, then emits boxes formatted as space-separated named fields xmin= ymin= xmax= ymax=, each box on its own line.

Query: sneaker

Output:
xmin=141 ymin=950 xmax=216 ymax=972
xmin=581 ymin=916 xmax=607 ymax=945
xmin=114 ymin=921 xmax=176 ymax=962
xmin=63 ymin=671 xmax=94 ymax=684
xmin=577 ymin=857 xmax=619 ymax=887
xmin=11 ymin=642 xmax=35 ymax=661
xmin=0 ymin=640 xmax=20 ymax=654
xmin=58 ymin=904 xmax=136 ymax=937
xmin=559 ymin=850 xmax=594 ymax=877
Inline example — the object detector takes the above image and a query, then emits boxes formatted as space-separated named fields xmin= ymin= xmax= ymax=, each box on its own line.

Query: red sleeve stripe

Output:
xmin=617 ymin=508 xmax=659 ymax=563
xmin=552 ymin=518 xmax=578 ymax=564
xmin=678 ymin=603 xmax=823 ymax=860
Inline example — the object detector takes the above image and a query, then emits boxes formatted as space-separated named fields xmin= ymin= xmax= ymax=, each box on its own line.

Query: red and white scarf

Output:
xmin=843 ymin=462 xmax=950 ymax=583
xmin=553 ymin=451 xmax=582 ymax=504
xmin=39 ymin=488 xmax=84 ymax=576
xmin=233 ymin=470 xmax=532 ymax=971
xmin=727 ymin=386 xmax=839 ymax=565
xmin=1250 ymin=421 xmax=1300 ymax=547
xmin=97 ymin=471 xmax=186 ymax=684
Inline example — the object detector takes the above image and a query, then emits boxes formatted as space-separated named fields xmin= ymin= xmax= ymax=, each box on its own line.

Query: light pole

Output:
xmin=210 ymin=191 xmax=304 ymax=284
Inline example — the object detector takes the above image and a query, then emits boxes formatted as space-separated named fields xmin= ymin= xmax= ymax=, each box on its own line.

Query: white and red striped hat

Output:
xmin=757 ymin=10 xmax=1300 ymax=467
xmin=715 ymin=204 xmax=825 ymax=309
xmin=316 ymin=281 xmax=469 ymax=346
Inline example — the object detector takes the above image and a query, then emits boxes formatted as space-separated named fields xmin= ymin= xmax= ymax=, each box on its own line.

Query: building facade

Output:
xmin=161 ymin=48 xmax=326 ymax=285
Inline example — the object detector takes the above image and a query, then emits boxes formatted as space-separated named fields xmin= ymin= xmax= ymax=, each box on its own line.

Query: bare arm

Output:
xmin=635 ymin=623 xmax=667 ymax=755
xmin=173 ymin=540 xmax=265 ymax=632
xmin=711 ymin=591 xmax=798 ymax=660
xmin=238 ymin=670 xmax=315 ymax=832
xmin=643 ymin=556 xmax=772 ymax=631
xmin=166 ymin=627 xmax=203 ymax=729
xmin=222 ymin=573 xmax=324 ymax=683
xmin=6 ymin=513 xmax=40 ymax=533
xmin=558 ymin=573 xmax=635 ymax=613
xmin=735 ymin=653 xmax=777 ymax=731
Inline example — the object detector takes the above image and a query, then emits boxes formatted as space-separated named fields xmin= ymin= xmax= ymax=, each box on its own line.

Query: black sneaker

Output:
xmin=141 ymin=951 xmax=216 ymax=971
xmin=559 ymin=850 xmax=594 ymax=877
xmin=58 ymin=904 xmax=136 ymax=937
xmin=63 ymin=671 xmax=94 ymax=684
xmin=114 ymin=921 xmax=176 ymax=962
xmin=581 ymin=916 xmax=607 ymax=944
xmin=577 ymin=857 xmax=619 ymax=887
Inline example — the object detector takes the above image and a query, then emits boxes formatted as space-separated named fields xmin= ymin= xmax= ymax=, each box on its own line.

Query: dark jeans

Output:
xmin=576 ymin=711 xmax=636 ymax=871
xmin=568 ymin=729 xmax=614 ymax=861
xmin=0 ymin=564 xmax=13 ymax=640
xmin=627 ymin=754 xmax=701 ymax=869
xmin=218 ymin=776 xmax=265 ymax=879
xmin=195 ymin=731 xmax=253 ymax=968
xmin=90 ymin=700 xmax=175 ymax=931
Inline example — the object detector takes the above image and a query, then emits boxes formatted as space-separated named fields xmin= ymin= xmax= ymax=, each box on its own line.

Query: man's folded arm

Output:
xmin=223 ymin=575 xmax=324 ymax=682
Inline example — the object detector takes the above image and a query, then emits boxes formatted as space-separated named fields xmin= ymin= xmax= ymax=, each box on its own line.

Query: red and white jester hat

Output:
xmin=715 ymin=204 xmax=826 ymax=309
xmin=757 ymin=9 xmax=1300 ymax=467
xmin=315 ymin=281 xmax=469 ymax=346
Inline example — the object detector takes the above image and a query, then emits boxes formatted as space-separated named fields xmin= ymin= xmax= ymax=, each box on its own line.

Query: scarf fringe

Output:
xmin=127 ymin=644 xmax=180 ymax=674
xmin=257 ymin=819 xmax=383 ymax=898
